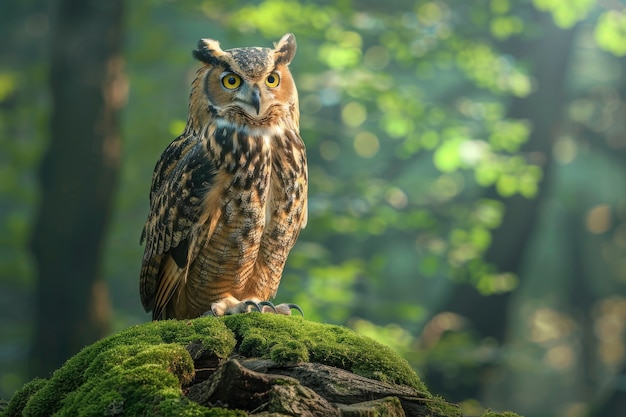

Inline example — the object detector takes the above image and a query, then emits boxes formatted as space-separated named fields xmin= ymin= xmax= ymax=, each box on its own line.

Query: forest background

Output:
xmin=2 ymin=1 xmax=626 ymax=416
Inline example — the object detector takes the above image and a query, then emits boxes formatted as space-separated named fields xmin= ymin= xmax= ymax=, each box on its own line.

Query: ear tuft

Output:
xmin=274 ymin=33 xmax=296 ymax=65
xmin=192 ymin=38 xmax=225 ymax=65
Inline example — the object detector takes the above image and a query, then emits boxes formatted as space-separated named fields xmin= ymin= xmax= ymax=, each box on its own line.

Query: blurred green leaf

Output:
xmin=434 ymin=138 xmax=464 ymax=173
xmin=595 ymin=10 xmax=626 ymax=57
xmin=533 ymin=0 xmax=595 ymax=28
xmin=0 ymin=72 xmax=18 ymax=101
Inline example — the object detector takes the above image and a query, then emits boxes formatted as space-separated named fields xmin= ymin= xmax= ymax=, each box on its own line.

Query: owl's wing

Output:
xmin=140 ymin=135 xmax=216 ymax=317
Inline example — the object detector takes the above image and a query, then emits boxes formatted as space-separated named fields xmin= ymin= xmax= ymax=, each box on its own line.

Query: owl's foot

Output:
xmin=202 ymin=298 xmax=303 ymax=317
xmin=201 ymin=296 xmax=257 ymax=316
xmin=226 ymin=301 xmax=303 ymax=316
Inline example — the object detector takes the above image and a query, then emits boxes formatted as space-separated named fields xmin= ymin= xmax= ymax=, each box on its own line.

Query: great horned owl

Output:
xmin=140 ymin=33 xmax=307 ymax=320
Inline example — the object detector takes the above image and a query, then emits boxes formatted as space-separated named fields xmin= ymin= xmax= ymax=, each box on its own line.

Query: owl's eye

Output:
xmin=265 ymin=72 xmax=280 ymax=88
xmin=221 ymin=73 xmax=242 ymax=89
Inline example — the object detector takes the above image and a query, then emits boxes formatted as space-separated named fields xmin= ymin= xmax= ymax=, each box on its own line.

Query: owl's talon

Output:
xmin=259 ymin=301 xmax=277 ymax=313
xmin=272 ymin=303 xmax=304 ymax=316
xmin=287 ymin=303 xmax=304 ymax=317
xmin=243 ymin=300 xmax=262 ymax=313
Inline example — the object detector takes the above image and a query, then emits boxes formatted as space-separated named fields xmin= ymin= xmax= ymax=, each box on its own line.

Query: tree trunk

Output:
xmin=29 ymin=0 xmax=125 ymax=378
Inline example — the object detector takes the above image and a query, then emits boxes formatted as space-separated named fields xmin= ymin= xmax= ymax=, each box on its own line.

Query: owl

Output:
xmin=140 ymin=33 xmax=307 ymax=320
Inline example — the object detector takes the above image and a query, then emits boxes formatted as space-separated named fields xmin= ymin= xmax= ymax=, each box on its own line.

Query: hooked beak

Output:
xmin=250 ymin=86 xmax=261 ymax=115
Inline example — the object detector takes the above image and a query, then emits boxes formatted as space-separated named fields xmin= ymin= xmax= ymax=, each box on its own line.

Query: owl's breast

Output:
xmin=179 ymin=122 xmax=305 ymax=310
xmin=187 ymin=129 xmax=271 ymax=285
xmin=202 ymin=125 xmax=274 ymax=235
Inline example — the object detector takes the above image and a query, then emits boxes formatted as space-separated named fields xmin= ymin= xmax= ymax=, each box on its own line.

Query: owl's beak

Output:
xmin=250 ymin=86 xmax=261 ymax=115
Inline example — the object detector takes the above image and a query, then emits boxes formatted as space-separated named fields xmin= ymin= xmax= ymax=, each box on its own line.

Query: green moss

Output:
xmin=13 ymin=318 xmax=236 ymax=417
xmin=54 ymin=345 xmax=194 ymax=416
xmin=4 ymin=314 xmax=435 ymax=416
xmin=481 ymin=412 xmax=523 ymax=417
xmin=2 ymin=378 xmax=47 ymax=417
xmin=426 ymin=396 xmax=463 ymax=417
xmin=269 ymin=339 xmax=310 ymax=363
xmin=222 ymin=313 xmax=427 ymax=392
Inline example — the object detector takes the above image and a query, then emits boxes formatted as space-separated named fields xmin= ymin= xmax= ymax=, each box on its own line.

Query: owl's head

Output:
xmin=190 ymin=33 xmax=298 ymax=128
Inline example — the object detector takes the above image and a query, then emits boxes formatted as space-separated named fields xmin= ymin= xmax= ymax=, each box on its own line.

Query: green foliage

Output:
xmin=230 ymin=0 xmax=338 ymax=37
xmin=533 ymin=0 xmax=595 ymax=28
xmin=454 ymin=40 xmax=531 ymax=96
xmin=595 ymin=10 xmax=626 ymax=56
xmin=351 ymin=318 xmax=418 ymax=359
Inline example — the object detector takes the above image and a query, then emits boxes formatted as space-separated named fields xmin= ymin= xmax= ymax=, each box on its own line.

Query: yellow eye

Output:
xmin=221 ymin=73 xmax=242 ymax=89
xmin=265 ymin=72 xmax=280 ymax=88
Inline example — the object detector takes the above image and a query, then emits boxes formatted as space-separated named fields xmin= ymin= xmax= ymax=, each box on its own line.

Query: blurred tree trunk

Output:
xmin=29 ymin=0 xmax=125 ymax=378
xmin=431 ymin=11 xmax=578 ymax=399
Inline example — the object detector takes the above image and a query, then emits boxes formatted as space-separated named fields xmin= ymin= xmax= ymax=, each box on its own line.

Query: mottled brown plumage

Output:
xmin=140 ymin=34 xmax=307 ymax=320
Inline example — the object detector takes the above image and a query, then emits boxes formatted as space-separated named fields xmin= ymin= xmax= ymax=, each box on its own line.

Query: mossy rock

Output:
xmin=223 ymin=313 xmax=425 ymax=391
xmin=2 ymin=314 xmax=523 ymax=416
